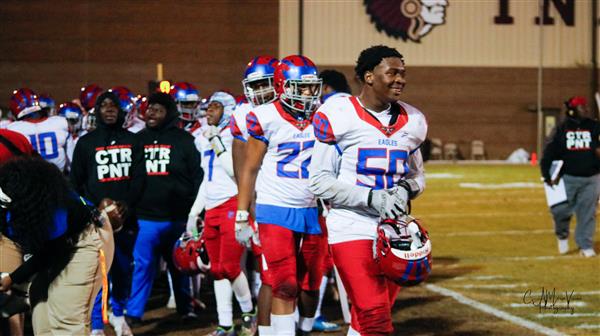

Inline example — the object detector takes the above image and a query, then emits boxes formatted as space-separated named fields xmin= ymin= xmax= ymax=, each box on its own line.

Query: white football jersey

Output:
xmin=7 ymin=116 xmax=69 ymax=171
xmin=0 ymin=120 xmax=12 ymax=129
xmin=230 ymin=102 xmax=252 ymax=142
xmin=247 ymin=101 xmax=317 ymax=208
xmin=195 ymin=125 xmax=237 ymax=209
xmin=311 ymin=96 xmax=427 ymax=244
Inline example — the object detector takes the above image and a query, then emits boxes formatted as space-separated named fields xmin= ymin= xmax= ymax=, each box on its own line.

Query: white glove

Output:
xmin=186 ymin=215 xmax=199 ymax=237
xmin=235 ymin=210 xmax=254 ymax=247
xmin=368 ymin=187 xmax=408 ymax=219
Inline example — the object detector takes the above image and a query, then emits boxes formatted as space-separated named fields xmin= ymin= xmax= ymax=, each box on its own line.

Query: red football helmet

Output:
xmin=172 ymin=232 xmax=210 ymax=275
xmin=274 ymin=55 xmax=322 ymax=118
xmin=79 ymin=84 xmax=103 ymax=112
xmin=10 ymin=88 xmax=41 ymax=120
xmin=375 ymin=215 xmax=432 ymax=286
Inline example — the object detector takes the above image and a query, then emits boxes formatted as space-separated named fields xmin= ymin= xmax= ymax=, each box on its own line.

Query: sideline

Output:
xmin=425 ymin=284 xmax=568 ymax=336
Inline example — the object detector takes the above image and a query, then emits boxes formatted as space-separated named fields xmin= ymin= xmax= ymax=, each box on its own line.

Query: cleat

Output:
xmin=240 ymin=310 xmax=258 ymax=336
xmin=312 ymin=316 xmax=341 ymax=332
xmin=207 ymin=326 xmax=235 ymax=336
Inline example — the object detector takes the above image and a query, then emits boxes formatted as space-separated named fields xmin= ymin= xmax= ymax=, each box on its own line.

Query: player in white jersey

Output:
xmin=231 ymin=56 xmax=280 ymax=331
xmin=236 ymin=55 xmax=327 ymax=336
xmin=186 ymin=92 xmax=257 ymax=336
xmin=57 ymin=102 xmax=84 ymax=171
xmin=308 ymin=45 xmax=427 ymax=335
xmin=8 ymin=88 xmax=69 ymax=172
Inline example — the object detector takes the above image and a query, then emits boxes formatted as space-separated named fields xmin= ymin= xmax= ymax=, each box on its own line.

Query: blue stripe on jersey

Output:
xmin=233 ymin=135 xmax=247 ymax=143
xmin=334 ymin=143 xmax=342 ymax=155
xmin=255 ymin=204 xmax=321 ymax=234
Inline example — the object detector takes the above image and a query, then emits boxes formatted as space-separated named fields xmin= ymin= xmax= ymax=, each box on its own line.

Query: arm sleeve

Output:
xmin=188 ymin=178 xmax=206 ymax=219
xmin=126 ymin=138 xmax=146 ymax=208
xmin=308 ymin=140 xmax=370 ymax=209
xmin=216 ymin=150 xmax=234 ymax=178
xmin=404 ymin=148 xmax=426 ymax=198
xmin=188 ymin=139 xmax=204 ymax=198
xmin=540 ymin=126 xmax=560 ymax=181
xmin=10 ymin=254 xmax=43 ymax=284
xmin=69 ymin=140 xmax=87 ymax=196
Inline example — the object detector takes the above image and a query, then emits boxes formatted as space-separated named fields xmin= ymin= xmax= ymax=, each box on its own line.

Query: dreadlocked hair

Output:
xmin=0 ymin=156 xmax=70 ymax=254
xmin=355 ymin=45 xmax=404 ymax=83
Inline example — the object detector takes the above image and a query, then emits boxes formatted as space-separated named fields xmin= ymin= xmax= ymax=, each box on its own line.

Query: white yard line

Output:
xmin=424 ymin=212 xmax=547 ymax=219
xmin=576 ymin=324 xmax=600 ymax=329
xmin=535 ymin=313 xmax=600 ymax=318
xmin=459 ymin=182 xmax=542 ymax=189
xmin=425 ymin=284 xmax=567 ymax=336
xmin=452 ymin=275 xmax=508 ymax=281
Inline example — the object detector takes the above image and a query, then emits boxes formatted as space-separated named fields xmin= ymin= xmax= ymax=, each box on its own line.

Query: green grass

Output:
xmin=417 ymin=164 xmax=600 ymax=336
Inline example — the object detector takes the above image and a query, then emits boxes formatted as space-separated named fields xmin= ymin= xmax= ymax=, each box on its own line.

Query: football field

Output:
xmin=126 ymin=163 xmax=599 ymax=336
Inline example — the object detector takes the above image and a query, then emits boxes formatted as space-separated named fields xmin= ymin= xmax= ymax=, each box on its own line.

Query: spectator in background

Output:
xmin=0 ymin=129 xmax=34 ymax=336
xmin=541 ymin=96 xmax=600 ymax=257
xmin=126 ymin=92 xmax=203 ymax=324
xmin=0 ymin=157 xmax=114 ymax=335
xmin=318 ymin=69 xmax=352 ymax=103
xmin=70 ymin=91 xmax=145 ymax=336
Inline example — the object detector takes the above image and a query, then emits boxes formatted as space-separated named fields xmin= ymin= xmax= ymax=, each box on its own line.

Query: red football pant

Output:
xmin=203 ymin=197 xmax=244 ymax=281
xmin=259 ymin=223 xmax=326 ymax=301
xmin=331 ymin=240 xmax=397 ymax=335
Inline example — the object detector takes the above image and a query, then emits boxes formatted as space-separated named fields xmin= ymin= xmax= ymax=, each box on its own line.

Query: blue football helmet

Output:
xmin=242 ymin=56 xmax=279 ymax=107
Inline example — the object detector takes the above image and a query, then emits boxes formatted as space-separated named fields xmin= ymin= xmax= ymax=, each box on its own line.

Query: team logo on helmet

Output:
xmin=364 ymin=0 xmax=448 ymax=43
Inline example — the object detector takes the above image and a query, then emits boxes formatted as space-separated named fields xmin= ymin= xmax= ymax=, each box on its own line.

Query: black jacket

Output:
xmin=135 ymin=105 xmax=203 ymax=222
xmin=541 ymin=116 xmax=600 ymax=181
xmin=70 ymin=91 xmax=145 ymax=210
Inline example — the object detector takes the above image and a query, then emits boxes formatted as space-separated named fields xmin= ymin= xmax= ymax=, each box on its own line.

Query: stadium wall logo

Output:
xmin=364 ymin=0 xmax=448 ymax=42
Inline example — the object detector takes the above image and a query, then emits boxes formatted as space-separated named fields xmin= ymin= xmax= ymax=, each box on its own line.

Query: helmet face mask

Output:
xmin=242 ymin=56 xmax=279 ymax=107
xmin=376 ymin=216 xmax=432 ymax=286
xmin=58 ymin=102 xmax=83 ymax=134
xmin=280 ymin=78 xmax=322 ymax=118
xmin=243 ymin=76 xmax=277 ymax=107
xmin=169 ymin=82 xmax=201 ymax=122
xmin=274 ymin=55 xmax=323 ymax=119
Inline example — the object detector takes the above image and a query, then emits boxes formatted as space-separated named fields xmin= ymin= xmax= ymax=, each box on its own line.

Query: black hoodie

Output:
xmin=70 ymin=91 xmax=145 ymax=210
xmin=541 ymin=115 xmax=600 ymax=181
xmin=135 ymin=93 xmax=203 ymax=221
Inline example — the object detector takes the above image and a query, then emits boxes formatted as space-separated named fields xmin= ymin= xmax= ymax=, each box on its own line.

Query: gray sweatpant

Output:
xmin=550 ymin=174 xmax=600 ymax=250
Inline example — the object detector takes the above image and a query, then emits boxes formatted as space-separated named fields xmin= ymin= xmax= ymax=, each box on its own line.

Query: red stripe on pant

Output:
xmin=331 ymin=239 xmax=397 ymax=335
xmin=259 ymin=223 xmax=327 ymax=301
xmin=203 ymin=197 xmax=244 ymax=281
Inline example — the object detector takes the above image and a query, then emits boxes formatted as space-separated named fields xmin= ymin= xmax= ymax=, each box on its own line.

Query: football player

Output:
xmin=169 ymin=82 xmax=205 ymax=134
xmin=79 ymin=84 xmax=104 ymax=133
xmin=236 ymin=55 xmax=327 ymax=335
xmin=7 ymin=88 xmax=70 ymax=173
xmin=231 ymin=55 xmax=279 ymax=330
xmin=308 ymin=45 xmax=427 ymax=334
xmin=56 ymin=102 xmax=84 ymax=169
xmin=187 ymin=91 xmax=257 ymax=336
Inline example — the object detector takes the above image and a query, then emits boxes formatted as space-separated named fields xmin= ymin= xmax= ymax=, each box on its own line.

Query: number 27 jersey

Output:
xmin=247 ymin=101 xmax=316 ymax=208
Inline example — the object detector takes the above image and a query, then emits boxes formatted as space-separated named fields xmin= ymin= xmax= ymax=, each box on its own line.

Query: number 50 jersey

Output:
xmin=246 ymin=101 xmax=317 ymax=209
xmin=312 ymin=96 xmax=427 ymax=243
